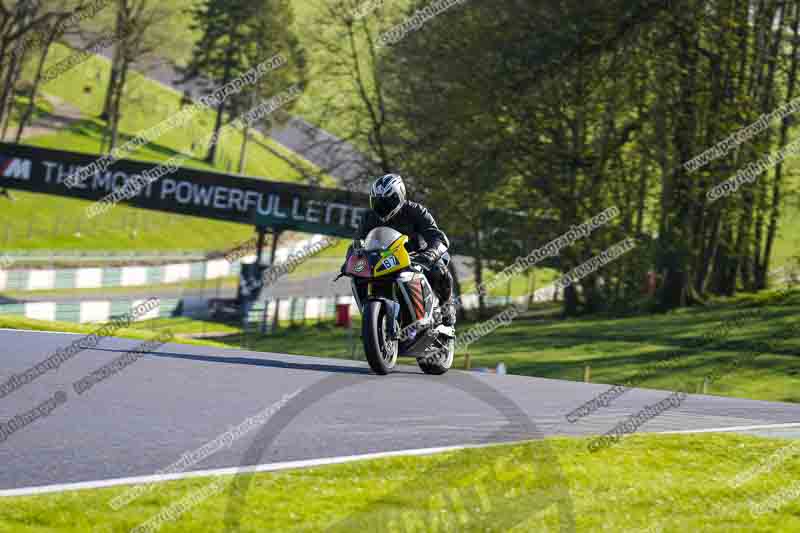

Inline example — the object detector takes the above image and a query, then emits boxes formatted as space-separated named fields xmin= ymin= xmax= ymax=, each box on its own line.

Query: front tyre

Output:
xmin=418 ymin=337 xmax=454 ymax=375
xmin=362 ymin=300 xmax=398 ymax=375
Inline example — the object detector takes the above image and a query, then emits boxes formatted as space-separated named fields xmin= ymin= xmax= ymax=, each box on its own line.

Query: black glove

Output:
xmin=415 ymin=248 xmax=440 ymax=269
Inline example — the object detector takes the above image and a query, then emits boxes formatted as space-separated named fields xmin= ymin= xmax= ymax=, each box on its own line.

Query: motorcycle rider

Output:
xmin=349 ymin=173 xmax=456 ymax=326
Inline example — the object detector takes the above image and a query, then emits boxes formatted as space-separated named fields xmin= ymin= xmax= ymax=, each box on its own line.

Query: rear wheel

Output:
xmin=417 ymin=337 xmax=454 ymax=375
xmin=363 ymin=300 xmax=398 ymax=375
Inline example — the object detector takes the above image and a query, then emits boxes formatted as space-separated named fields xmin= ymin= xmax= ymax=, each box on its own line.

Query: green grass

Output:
xmin=0 ymin=190 xmax=258 ymax=251
xmin=1 ymin=433 xmax=800 ymax=531
xmin=461 ymin=267 xmax=559 ymax=298
xmin=2 ymin=92 xmax=56 ymax=134
xmin=767 ymin=155 xmax=800 ymax=266
xmin=128 ymin=316 xmax=242 ymax=337
xmin=219 ymin=320 xmax=364 ymax=359
xmin=451 ymin=287 xmax=800 ymax=403
xmin=0 ymin=315 xmax=231 ymax=347
xmin=0 ymin=312 xmax=354 ymax=349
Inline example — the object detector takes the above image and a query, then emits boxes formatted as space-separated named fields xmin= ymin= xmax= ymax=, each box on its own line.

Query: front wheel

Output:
xmin=418 ymin=337 xmax=454 ymax=375
xmin=362 ymin=300 xmax=398 ymax=375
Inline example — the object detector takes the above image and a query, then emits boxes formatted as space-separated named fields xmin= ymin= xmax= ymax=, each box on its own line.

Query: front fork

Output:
xmin=382 ymin=299 xmax=401 ymax=340
xmin=366 ymin=281 xmax=401 ymax=340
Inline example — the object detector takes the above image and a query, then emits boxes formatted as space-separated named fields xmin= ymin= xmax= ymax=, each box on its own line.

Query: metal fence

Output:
xmin=236 ymin=295 xmax=365 ymax=358
xmin=242 ymin=295 xmax=352 ymax=329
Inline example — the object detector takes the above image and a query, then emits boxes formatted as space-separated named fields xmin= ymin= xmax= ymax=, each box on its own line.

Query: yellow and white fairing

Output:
xmin=363 ymin=226 xmax=412 ymax=278
xmin=373 ymin=235 xmax=411 ymax=277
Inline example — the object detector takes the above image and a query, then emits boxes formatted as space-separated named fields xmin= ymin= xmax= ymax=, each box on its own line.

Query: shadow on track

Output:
xmin=90 ymin=347 xmax=421 ymax=375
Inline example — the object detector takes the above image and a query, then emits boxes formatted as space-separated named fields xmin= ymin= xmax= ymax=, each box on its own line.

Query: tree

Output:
xmin=0 ymin=0 xmax=99 ymax=137
xmin=306 ymin=0 xmax=798 ymax=315
xmin=297 ymin=0 xmax=415 ymax=190
xmin=100 ymin=0 xmax=171 ymax=153
xmin=180 ymin=0 xmax=304 ymax=165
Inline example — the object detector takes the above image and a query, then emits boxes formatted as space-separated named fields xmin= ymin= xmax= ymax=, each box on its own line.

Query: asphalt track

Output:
xmin=1 ymin=329 xmax=799 ymax=494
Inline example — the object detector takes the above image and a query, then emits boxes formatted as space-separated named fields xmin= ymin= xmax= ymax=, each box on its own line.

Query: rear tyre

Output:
xmin=363 ymin=300 xmax=398 ymax=375
xmin=418 ymin=337 xmax=454 ymax=375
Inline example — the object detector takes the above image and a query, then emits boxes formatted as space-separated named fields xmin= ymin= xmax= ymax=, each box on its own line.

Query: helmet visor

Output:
xmin=370 ymin=193 xmax=401 ymax=219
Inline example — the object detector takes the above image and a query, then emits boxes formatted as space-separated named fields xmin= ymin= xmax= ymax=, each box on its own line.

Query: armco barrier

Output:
xmin=0 ymin=235 xmax=325 ymax=292
xmin=0 ymin=291 xmax=561 ymax=325
xmin=0 ymin=250 xmax=207 ymax=264
xmin=0 ymin=298 xmax=173 ymax=324
xmin=0 ymin=296 xmax=347 ymax=325
xmin=0 ymin=274 xmax=560 ymax=326
xmin=0 ymin=260 xmax=242 ymax=291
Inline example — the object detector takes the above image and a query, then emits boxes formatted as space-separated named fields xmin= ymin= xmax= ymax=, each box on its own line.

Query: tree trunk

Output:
xmin=0 ymin=0 xmax=40 ymax=134
xmin=714 ymin=224 xmax=738 ymax=296
xmin=563 ymin=284 xmax=579 ymax=317
xmin=101 ymin=6 xmax=126 ymax=121
xmin=101 ymin=60 xmax=120 ymax=123
xmin=635 ymin=153 xmax=648 ymax=236
xmin=659 ymin=9 xmax=700 ymax=310
xmin=206 ymin=44 xmax=235 ymax=164
xmin=760 ymin=4 xmax=800 ymax=288
xmin=16 ymin=33 xmax=54 ymax=143
xmin=237 ymin=123 xmax=249 ymax=174
xmin=108 ymin=59 xmax=130 ymax=153
xmin=473 ymin=228 xmax=486 ymax=319
xmin=0 ymin=37 xmax=22 ymax=138
xmin=751 ymin=2 xmax=785 ymax=289
xmin=581 ymin=275 xmax=604 ymax=314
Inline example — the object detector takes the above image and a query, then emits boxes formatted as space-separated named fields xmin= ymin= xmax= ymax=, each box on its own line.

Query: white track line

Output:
xmin=658 ymin=422 xmax=800 ymax=435
xmin=0 ymin=328 xmax=81 ymax=336
xmin=0 ymin=441 xmax=522 ymax=498
xmin=5 ymin=422 xmax=800 ymax=498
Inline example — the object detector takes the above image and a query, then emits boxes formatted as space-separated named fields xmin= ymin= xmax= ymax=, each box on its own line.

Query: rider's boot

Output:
xmin=441 ymin=299 xmax=457 ymax=327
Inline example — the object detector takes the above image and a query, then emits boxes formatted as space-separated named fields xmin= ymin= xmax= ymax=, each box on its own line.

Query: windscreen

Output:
xmin=364 ymin=227 xmax=403 ymax=251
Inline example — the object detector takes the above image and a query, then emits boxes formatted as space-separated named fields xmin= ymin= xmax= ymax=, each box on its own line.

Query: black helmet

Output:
xmin=369 ymin=173 xmax=406 ymax=221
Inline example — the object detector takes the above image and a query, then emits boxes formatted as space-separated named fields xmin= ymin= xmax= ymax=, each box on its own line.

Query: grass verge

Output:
xmin=0 ymin=315 xmax=229 ymax=348
xmin=0 ymin=433 xmax=799 ymax=531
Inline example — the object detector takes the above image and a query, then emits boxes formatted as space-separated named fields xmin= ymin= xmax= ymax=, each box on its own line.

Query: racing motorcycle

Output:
xmin=338 ymin=227 xmax=455 ymax=375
